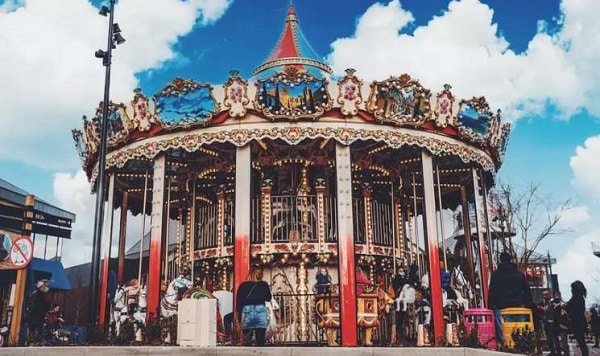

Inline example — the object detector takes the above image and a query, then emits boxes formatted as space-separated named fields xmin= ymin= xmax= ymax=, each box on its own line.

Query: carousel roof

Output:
xmin=253 ymin=5 xmax=332 ymax=77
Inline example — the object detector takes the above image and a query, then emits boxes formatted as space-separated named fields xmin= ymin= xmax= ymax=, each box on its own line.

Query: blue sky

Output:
xmin=1 ymin=0 xmax=600 ymax=299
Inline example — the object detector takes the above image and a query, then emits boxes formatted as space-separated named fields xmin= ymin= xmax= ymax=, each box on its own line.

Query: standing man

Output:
xmin=538 ymin=289 xmax=560 ymax=356
xmin=488 ymin=252 xmax=533 ymax=345
xmin=26 ymin=279 xmax=50 ymax=343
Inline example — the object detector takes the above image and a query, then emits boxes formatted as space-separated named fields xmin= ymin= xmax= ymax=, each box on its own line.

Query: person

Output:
xmin=45 ymin=304 xmax=65 ymax=335
xmin=590 ymin=307 xmax=600 ymax=348
xmin=567 ymin=280 xmax=589 ymax=356
xmin=315 ymin=267 xmax=332 ymax=295
xmin=440 ymin=261 xmax=457 ymax=300
xmin=236 ymin=267 xmax=272 ymax=346
xmin=355 ymin=267 xmax=371 ymax=295
xmin=487 ymin=251 xmax=533 ymax=345
xmin=538 ymin=289 xmax=560 ymax=356
xmin=554 ymin=300 xmax=570 ymax=355
xmin=123 ymin=278 xmax=140 ymax=318
xmin=26 ymin=279 xmax=50 ymax=342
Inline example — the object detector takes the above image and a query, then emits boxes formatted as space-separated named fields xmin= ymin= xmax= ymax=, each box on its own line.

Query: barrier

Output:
xmin=499 ymin=307 xmax=533 ymax=348
xmin=464 ymin=308 xmax=496 ymax=349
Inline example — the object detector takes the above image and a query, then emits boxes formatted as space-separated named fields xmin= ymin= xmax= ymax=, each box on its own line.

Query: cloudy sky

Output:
xmin=1 ymin=0 xmax=600 ymax=302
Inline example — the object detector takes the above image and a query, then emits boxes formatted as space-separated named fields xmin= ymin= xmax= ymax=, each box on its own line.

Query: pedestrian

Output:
xmin=554 ymin=300 xmax=570 ymax=356
xmin=538 ymin=289 xmax=560 ymax=355
xmin=567 ymin=280 xmax=589 ymax=356
xmin=487 ymin=251 xmax=533 ymax=345
xmin=590 ymin=308 xmax=600 ymax=348
xmin=236 ymin=267 xmax=272 ymax=346
xmin=26 ymin=279 xmax=51 ymax=343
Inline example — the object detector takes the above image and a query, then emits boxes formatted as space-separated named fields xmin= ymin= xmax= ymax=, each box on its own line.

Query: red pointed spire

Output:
xmin=254 ymin=5 xmax=332 ymax=76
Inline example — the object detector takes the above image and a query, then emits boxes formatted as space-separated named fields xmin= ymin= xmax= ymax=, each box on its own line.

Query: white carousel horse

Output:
xmin=111 ymin=285 xmax=129 ymax=336
xmin=132 ymin=285 xmax=147 ymax=326
xmin=395 ymin=283 xmax=416 ymax=312
xmin=420 ymin=271 xmax=470 ymax=309
xmin=160 ymin=276 xmax=192 ymax=318
xmin=451 ymin=266 xmax=474 ymax=302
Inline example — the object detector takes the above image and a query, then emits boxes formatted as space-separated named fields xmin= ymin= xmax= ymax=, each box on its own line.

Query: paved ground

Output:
xmin=0 ymin=346 xmax=511 ymax=356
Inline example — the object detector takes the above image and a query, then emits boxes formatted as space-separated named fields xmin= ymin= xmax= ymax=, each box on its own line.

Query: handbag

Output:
xmin=265 ymin=295 xmax=279 ymax=340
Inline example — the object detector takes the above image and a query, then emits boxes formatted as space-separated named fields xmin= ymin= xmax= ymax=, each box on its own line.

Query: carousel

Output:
xmin=72 ymin=5 xmax=510 ymax=347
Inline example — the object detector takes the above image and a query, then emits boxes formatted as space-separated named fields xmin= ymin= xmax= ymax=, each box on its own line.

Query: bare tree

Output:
xmin=491 ymin=181 xmax=571 ymax=272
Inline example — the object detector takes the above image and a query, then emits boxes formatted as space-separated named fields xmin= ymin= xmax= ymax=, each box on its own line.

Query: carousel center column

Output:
xmin=421 ymin=151 xmax=444 ymax=345
xmin=234 ymin=145 xmax=251 ymax=300
xmin=148 ymin=155 xmax=166 ymax=320
xmin=335 ymin=143 xmax=357 ymax=346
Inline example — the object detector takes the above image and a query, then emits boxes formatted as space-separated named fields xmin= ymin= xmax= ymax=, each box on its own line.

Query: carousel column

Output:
xmin=335 ymin=143 xmax=357 ymax=346
xmin=148 ymin=155 xmax=166 ymax=320
xmin=99 ymin=172 xmax=116 ymax=327
xmin=315 ymin=179 xmax=326 ymax=254
xmin=362 ymin=184 xmax=373 ymax=255
xmin=117 ymin=191 xmax=128 ymax=285
xmin=234 ymin=145 xmax=251 ymax=295
xmin=421 ymin=151 xmax=444 ymax=345
xmin=260 ymin=179 xmax=272 ymax=256
xmin=460 ymin=185 xmax=477 ymax=298
xmin=217 ymin=189 xmax=226 ymax=257
xmin=472 ymin=168 xmax=489 ymax=306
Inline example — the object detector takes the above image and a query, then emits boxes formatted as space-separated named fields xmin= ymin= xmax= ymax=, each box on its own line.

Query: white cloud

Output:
xmin=553 ymin=229 xmax=600 ymax=304
xmin=52 ymin=170 xmax=148 ymax=267
xmin=571 ymin=135 xmax=600 ymax=199
xmin=327 ymin=0 xmax=600 ymax=121
xmin=558 ymin=205 xmax=591 ymax=230
xmin=0 ymin=0 xmax=232 ymax=170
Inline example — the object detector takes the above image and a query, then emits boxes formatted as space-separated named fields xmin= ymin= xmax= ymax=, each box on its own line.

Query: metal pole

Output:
xmin=391 ymin=178 xmax=397 ymax=273
xmin=88 ymin=0 xmax=116 ymax=327
xmin=435 ymin=164 xmax=447 ymax=269
xmin=164 ymin=177 xmax=172 ymax=283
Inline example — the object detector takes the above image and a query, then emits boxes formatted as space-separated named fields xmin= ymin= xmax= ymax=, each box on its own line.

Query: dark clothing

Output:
xmin=567 ymin=294 xmax=588 ymax=356
xmin=567 ymin=295 xmax=586 ymax=334
xmin=487 ymin=262 xmax=533 ymax=310
xmin=27 ymin=290 xmax=49 ymax=324
xmin=391 ymin=275 xmax=405 ymax=298
xmin=440 ymin=269 xmax=451 ymax=290
xmin=236 ymin=280 xmax=271 ymax=346
xmin=591 ymin=310 xmax=600 ymax=347
xmin=236 ymin=281 xmax=272 ymax=315
xmin=315 ymin=273 xmax=332 ymax=294
xmin=540 ymin=297 xmax=561 ymax=355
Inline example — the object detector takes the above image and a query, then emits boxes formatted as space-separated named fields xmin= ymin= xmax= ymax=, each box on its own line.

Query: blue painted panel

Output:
xmin=155 ymin=86 xmax=216 ymax=127
xmin=458 ymin=103 xmax=491 ymax=137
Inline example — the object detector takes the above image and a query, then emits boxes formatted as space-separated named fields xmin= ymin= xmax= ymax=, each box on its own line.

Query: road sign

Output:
xmin=9 ymin=237 xmax=33 ymax=269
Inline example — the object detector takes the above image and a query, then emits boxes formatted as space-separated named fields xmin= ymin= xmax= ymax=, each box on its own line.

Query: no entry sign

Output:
xmin=9 ymin=237 xmax=33 ymax=269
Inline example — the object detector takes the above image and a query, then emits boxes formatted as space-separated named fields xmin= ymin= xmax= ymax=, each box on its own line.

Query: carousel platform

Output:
xmin=0 ymin=346 xmax=511 ymax=356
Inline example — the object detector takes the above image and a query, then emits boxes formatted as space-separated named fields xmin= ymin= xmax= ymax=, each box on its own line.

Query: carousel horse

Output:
xmin=160 ymin=276 xmax=192 ymax=318
xmin=395 ymin=283 xmax=416 ymax=312
xmin=111 ymin=285 xmax=129 ymax=336
xmin=420 ymin=271 xmax=470 ymax=309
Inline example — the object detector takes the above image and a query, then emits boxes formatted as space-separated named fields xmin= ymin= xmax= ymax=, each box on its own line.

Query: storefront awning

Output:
xmin=30 ymin=258 xmax=71 ymax=291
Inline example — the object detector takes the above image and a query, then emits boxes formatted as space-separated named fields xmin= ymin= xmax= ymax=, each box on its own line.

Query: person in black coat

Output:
xmin=236 ymin=267 xmax=272 ymax=346
xmin=26 ymin=280 xmax=50 ymax=341
xmin=488 ymin=252 xmax=533 ymax=344
xmin=567 ymin=280 xmax=589 ymax=356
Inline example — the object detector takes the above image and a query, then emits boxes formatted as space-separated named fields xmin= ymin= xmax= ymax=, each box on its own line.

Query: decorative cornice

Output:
xmin=91 ymin=124 xmax=496 ymax=183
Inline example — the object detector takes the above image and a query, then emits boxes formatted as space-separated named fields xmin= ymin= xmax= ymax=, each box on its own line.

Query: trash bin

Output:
xmin=464 ymin=308 xmax=496 ymax=349
xmin=177 ymin=298 xmax=217 ymax=347
xmin=500 ymin=307 xmax=533 ymax=348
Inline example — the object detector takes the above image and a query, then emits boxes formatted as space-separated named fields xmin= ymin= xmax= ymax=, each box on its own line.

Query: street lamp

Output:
xmin=89 ymin=0 xmax=125 ymax=328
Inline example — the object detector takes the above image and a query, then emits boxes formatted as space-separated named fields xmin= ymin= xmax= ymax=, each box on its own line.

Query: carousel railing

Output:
xmin=250 ymin=195 xmax=338 ymax=244
xmin=271 ymin=292 xmax=320 ymax=344
xmin=196 ymin=203 xmax=219 ymax=249
xmin=370 ymin=200 xmax=394 ymax=247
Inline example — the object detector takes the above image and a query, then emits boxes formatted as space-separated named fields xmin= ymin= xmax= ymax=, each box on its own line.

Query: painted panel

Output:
xmin=255 ymin=67 xmax=332 ymax=120
xmin=154 ymin=78 xmax=218 ymax=128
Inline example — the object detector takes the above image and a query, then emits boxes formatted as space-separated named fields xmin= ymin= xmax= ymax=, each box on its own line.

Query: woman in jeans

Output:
xmin=567 ymin=280 xmax=589 ymax=356
xmin=236 ymin=267 xmax=272 ymax=345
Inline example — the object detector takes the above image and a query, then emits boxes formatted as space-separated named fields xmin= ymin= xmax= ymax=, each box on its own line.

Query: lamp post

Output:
xmin=88 ymin=0 xmax=125 ymax=328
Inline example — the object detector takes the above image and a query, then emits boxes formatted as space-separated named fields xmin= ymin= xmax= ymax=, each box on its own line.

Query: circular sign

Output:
xmin=10 ymin=237 xmax=33 ymax=268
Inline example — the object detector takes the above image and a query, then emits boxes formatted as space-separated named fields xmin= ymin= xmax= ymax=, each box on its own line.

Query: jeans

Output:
xmin=544 ymin=321 xmax=558 ymax=355
xmin=494 ymin=310 xmax=503 ymax=344
xmin=241 ymin=304 xmax=267 ymax=346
